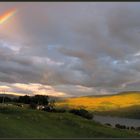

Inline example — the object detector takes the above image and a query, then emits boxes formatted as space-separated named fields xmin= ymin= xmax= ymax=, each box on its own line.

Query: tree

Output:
xmin=18 ymin=95 xmax=31 ymax=104
xmin=31 ymin=95 xmax=49 ymax=105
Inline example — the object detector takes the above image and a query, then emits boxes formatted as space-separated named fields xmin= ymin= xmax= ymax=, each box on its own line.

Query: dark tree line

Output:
xmin=18 ymin=95 xmax=49 ymax=105
xmin=0 ymin=96 xmax=12 ymax=103
xmin=0 ymin=95 xmax=49 ymax=106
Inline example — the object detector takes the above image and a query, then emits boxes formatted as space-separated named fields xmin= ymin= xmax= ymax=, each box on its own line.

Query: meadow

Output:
xmin=0 ymin=104 xmax=139 ymax=138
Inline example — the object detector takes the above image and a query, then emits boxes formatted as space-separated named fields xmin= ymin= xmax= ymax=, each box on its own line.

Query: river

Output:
xmin=93 ymin=115 xmax=140 ymax=128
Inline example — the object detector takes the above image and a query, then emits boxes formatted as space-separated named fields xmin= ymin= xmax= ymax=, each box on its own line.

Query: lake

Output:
xmin=93 ymin=115 xmax=140 ymax=128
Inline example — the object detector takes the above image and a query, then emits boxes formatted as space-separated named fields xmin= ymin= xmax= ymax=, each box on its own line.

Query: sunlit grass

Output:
xmin=56 ymin=93 xmax=140 ymax=111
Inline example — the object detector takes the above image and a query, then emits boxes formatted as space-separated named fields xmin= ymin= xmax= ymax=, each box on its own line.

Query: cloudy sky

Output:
xmin=0 ymin=2 xmax=140 ymax=97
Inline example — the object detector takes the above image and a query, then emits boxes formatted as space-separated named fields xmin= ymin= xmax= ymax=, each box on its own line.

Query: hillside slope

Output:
xmin=94 ymin=105 xmax=140 ymax=119
xmin=56 ymin=92 xmax=140 ymax=111
xmin=0 ymin=105 xmax=139 ymax=138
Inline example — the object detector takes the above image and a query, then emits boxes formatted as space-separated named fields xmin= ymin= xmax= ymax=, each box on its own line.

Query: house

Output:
xmin=36 ymin=105 xmax=45 ymax=110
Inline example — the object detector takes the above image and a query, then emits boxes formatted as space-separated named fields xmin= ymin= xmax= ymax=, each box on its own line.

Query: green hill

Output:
xmin=0 ymin=104 xmax=139 ymax=138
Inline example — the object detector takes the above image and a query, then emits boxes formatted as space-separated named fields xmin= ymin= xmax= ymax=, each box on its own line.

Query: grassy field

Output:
xmin=56 ymin=92 xmax=140 ymax=111
xmin=0 ymin=104 xmax=139 ymax=138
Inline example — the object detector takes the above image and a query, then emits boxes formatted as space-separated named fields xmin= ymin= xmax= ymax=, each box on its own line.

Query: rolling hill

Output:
xmin=56 ymin=92 xmax=140 ymax=112
xmin=0 ymin=104 xmax=139 ymax=138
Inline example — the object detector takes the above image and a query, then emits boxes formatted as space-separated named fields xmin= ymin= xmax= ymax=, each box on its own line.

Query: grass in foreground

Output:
xmin=0 ymin=105 xmax=139 ymax=138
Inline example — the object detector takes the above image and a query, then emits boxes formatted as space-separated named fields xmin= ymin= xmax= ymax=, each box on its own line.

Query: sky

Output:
xmin=0 ymin=2 xmax=140 ymax=97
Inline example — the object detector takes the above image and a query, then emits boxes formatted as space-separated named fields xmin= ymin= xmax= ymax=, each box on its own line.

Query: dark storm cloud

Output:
xmin=0 ymin=2 xmax=140 ymax=96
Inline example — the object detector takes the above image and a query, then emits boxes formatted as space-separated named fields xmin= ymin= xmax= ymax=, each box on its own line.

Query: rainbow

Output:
xmin=0 ymin=8 xmax=17 ymax=25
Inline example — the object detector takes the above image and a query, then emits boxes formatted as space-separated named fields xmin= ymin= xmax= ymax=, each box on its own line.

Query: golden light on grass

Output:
xmin=0 ymin=8 xmax=17 ymax=25
xmin=56 ymin=93 xmax=140 ymax=111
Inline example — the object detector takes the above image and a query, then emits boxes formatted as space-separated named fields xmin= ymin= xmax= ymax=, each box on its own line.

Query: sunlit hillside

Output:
xmin=56 ymin=92 xmax=140 ymax=111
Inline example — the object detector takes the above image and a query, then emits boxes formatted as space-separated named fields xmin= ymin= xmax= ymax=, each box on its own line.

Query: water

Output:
xmin=93 ymin=115 xmax=140 ymax=128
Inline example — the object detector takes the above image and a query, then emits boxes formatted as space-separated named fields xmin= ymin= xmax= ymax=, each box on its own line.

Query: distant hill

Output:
xmin=82 ymin=91 xmax=140 ymax=97
xmin=0 ymin=94 xmax=65 ymax=101
xmin=56 ymin=92 xmax=140 ymax=111
xmin=0 ymin=94 xmax=19 ymax=99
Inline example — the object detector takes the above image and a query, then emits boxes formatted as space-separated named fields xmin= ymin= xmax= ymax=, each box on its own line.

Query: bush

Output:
xmin=115 ymin=124 xmax=121 ymax=129
xmin=69 ymin=109 xmax=93 ymax=120
xmin=130 ymin=126 xmax=135 ymax=130
xmin=29 ymin=103 xmax=37 ymax=109
xmin=136 ymin=127 xmax=140 ymax=131
xmin=105 ymin=123 xmax=112 ymax=127
xmin=43 ymin=107 xmax=66 ymax=113
xmin=115 ymin=124 xmax=126 ymax=129
xmin=121 ymin=125 xmax=126 ymax=129
xmin=126 ymin=127 xmax=129 ymax=130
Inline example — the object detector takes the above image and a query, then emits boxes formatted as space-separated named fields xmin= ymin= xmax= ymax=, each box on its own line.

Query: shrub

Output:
xmin=69 ymin=109 xmax=93 ymax=120
xmin=43 ymin=107 xmax=66 ymax=113
xmin=130 ymin=126 xmax=135 ymax=130
xmin=121 ymin=125 xmax=126 ymax=129
xmin=105 ymin=123 xmax=112 ymax=127
xmin=115 ymin=124 xmax=126 ymax=129
xmin=136 ymin=127 xmax=140 ymax=131
xmin=29 ymin=103 xmax=37 ymax=109
xmin=126 ymin=127 xmax=129 ymax=130
xmin=115 ymin=124 xmax=121 ymax=129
